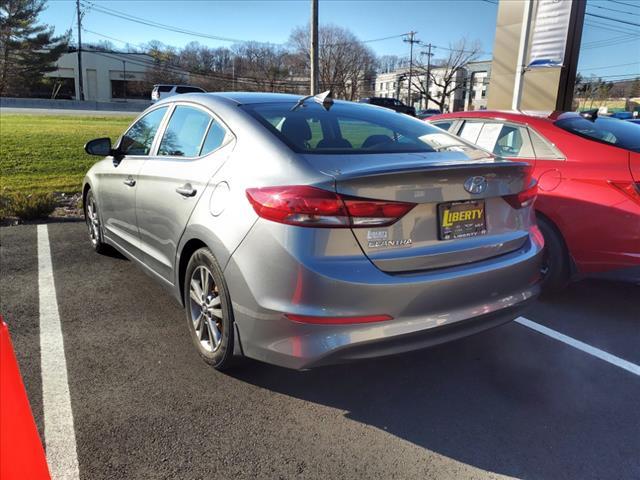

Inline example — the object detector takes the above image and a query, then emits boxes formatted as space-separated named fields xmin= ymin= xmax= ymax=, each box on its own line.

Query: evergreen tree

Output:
xmin=0 ymin=0 xmax=69 ymax=97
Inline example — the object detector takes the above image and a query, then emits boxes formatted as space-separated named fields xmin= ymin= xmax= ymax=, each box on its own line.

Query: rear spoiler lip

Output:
xmin=323 ymin=160 xmax=531 ymax=182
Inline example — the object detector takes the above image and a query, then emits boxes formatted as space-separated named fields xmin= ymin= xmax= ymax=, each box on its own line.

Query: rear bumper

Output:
xmin=224 ymin=221 xmax=543 ymax=370
xmin=306 ymin=297 xmax=535 ymax=368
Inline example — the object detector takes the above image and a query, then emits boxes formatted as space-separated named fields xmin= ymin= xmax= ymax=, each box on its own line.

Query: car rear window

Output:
xmin=175 ymin=86 xmax=204 ymax=94
xmin=554 ymin=116 xmax=640 ymax=153
xmin=242 ymin=101 xmax=479 ymax=155
xmin=157 ymin=86 xmax=173 ymax=93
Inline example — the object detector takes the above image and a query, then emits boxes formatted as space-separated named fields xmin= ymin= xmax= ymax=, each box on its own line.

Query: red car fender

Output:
xmin=0 ymin=318 xmax=51 ymax=480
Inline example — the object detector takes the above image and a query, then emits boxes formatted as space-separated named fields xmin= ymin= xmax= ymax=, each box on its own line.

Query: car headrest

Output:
xmin=280 ymin=117 xmax=312 ymax=146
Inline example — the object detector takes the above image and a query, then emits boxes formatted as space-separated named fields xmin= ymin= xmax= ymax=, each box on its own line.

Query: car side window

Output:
xmin=459 ymin=121 xmax=485 ymax=143
xmin=158 ymin=106 xmax=211 ymax=157
xmin=119 ymin=107 xmax=168 ymax=156
xmin=200 ymin=120 xmax=228 ymax=155
xmin=528 ymin=127 xmax=565 ymax=160
xmin=493 ymin=124 xmax=534 ymax=158
xmin=431 ymin=121 xmax=452 ymax=131
xmin=176 ymin=86 xmax=204 ymax=94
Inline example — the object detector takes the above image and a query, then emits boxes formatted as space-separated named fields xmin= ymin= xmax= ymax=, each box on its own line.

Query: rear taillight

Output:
xmin=504 ymin=183 xmax=538 ymax=209
xmin=246 ymin=186 xmax=415 ymax=228
xmin=610 ymin=181 xmax=640 ymax=206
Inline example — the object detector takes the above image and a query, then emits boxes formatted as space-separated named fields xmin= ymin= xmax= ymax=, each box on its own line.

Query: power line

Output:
xmin=607 ymin=0 xmax=640 ymax=9
xmin=579 ymin=61 xmax=640 ymax=70
xmin=577 ymin=72 xmax=640 ymax=79
xmin=582 ymin=34 xmax=638 ymax=49
xmin=588 ymin=3 xmax=640 ymax=16
xmin=584 ymin=20 xmax=640 ymax=36
xmin=81 ymin=1 xmax=408 ymax=49
xmin=81 ymin=1 xmax=286 ymax=46
xmin=584 ymin=12 xmax=640 ymax=28
xmin=82 ymin=47 xmax=311 ymax=89
xmin=82 ymin=28 xmax=131 ymax=46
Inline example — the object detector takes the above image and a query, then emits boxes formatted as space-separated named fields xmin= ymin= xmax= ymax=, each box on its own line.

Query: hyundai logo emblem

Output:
xmin=464 ymin=176 xmax=487 ymax=194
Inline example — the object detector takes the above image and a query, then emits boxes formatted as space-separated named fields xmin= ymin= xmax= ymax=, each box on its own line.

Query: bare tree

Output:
xmin=143 ymin=41 xmax=186 ymax=87
xmin=232 ymin=42 xmax=294 ymax=92
xmin=289 ymin=24 xmax=376 ymax=99
xmin=377 ymin=54 xmax=406 ymax=74
xmin=411 ymin=39 xmax=480 ymax=111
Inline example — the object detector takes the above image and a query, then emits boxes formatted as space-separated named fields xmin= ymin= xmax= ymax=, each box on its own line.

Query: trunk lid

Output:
xmin=304 ymin=151 xmax=533 ymax=272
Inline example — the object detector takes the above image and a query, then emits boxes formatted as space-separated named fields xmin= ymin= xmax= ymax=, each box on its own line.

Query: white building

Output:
xmin=46 ymin=50 xmax=187 ymax=103
xmin=464 ymin=60 xmax=491 ymax=111
xmin=372 ymin=60 xmax=492 ymax=112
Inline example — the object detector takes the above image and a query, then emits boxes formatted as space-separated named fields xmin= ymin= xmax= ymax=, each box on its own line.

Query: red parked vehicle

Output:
xmin=428 ymin=110 xmax=640 ymax=291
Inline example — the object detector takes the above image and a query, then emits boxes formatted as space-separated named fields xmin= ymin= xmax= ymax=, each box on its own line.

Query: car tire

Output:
xmin=183 ymin=247 xmax=236 ymax=371
xmin=84 ymin=189 xmax=107 ymax=254
xmin=537 ymin=215 xmax=570 ymax=295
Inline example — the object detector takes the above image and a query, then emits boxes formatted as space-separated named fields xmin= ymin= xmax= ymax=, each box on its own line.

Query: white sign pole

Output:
xmin=512 ymin=0 xmax=534 ymax=111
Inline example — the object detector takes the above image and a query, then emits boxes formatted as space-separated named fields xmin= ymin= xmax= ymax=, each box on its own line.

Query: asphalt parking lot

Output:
xmin=1 ymin=221 xmax=639 ymax=480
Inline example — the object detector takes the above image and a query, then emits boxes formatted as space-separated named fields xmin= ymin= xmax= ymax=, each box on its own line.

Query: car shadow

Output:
xmin=229 ymin=321 xmax=640 ymax=479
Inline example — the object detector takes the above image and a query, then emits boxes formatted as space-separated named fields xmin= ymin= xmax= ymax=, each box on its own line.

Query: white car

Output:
xmin=151 ymin=84 xmax=206 ymax=102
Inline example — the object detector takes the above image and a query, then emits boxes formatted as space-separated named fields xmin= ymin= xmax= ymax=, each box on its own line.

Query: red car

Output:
xmin=428 ymin=110 xmax=640 ymax=291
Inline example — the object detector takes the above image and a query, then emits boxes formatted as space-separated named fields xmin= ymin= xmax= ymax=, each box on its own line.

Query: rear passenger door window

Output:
xmin=459 ymin=120 xmax=534 ymax=158
xmin=158 ymin=106 xmax=212 ymax=157
xmin=459 ymin=121 xmax=485 ymax=143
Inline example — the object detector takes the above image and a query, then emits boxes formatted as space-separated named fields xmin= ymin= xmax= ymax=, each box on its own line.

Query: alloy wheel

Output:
xmin=189 ymin=265 xmax=224 ymax=353
xmin=86 ymin=194 xmax=100 ymax=247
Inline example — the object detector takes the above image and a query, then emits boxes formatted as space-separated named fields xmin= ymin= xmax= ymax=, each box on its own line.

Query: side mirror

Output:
xmin=84 ymin=137 xmax=113 ymax=156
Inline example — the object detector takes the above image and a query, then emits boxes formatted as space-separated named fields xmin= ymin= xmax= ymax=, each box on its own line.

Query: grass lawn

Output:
xmin=0 ymin=114 xmax=135 ymax=194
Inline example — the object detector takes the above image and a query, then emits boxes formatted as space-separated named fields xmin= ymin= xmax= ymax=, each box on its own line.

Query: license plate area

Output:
xmin=438 ymin=200 xmax=487 ymax=240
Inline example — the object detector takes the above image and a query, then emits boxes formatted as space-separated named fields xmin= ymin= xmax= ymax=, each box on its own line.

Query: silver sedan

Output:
xmin=83 ymin=92 xmax=544 ymax=370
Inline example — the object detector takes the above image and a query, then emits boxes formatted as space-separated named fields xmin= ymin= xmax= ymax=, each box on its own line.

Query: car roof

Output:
xmin=204 ymin=92 xmax=306 ymax=104
xmin=429 ymin=110 xmax=561 ymax=127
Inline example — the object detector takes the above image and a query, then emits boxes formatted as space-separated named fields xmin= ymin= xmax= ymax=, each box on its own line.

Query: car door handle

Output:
xmin=123 ymin=177 xmax=136 ymax=187
xmin=176 ymin=184 xmax=197 ymax=197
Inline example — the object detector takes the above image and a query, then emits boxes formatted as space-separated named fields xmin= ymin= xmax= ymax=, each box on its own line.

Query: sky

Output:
xmin=39 ymin=0 xmax=640 ymax=81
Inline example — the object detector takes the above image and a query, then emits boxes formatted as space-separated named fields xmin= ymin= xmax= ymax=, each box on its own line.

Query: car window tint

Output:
xmin=459 ymin=121 xmax=484 ymax=143
xmin=158 ymin=106 xmax=211 ymax=157
xmin=120 ymin=107 xmax=168 ymax=156
xmin=200 ymin=120 xmax=227 ymax=155
xmin=554 ymin=116 xmax=640 ymax=153
xmin=338 ymin=118 xmax=395 ymax=149
xmin=176 ymin=86 xmax=203 ymax=94
xmin=431 ymin=121 xmax=452 ymax=131
xmin=528 ymin=128 xmax=564 ymax=159
xmin=493 ymin=124 xmax=534 ymax=158
xmin=157 ymin=86 xmax=172 ymax=93
xmin=242 ymin=102 xmax=487 ymax=156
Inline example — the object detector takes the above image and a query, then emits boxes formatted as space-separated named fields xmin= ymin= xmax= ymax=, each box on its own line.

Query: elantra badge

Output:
xmin=464 ymin=176 xmax=487 ymax=194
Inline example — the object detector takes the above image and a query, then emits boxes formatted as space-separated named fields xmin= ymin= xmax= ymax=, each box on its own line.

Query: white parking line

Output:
xmin=38 ymin=225 xmax=80 ymax=479
xmin=516 ymin=316 xmax=640 ymax=377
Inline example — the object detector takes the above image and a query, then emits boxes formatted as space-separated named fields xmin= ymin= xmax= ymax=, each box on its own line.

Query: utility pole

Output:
xmin=403 ymin=31 xmax=419 ymax=107
xmin=122 ymin=60 xmax=127 ymax=102
xmin=421 ymin=43 xmax=434 ymax=108
xmin=310 ymin=0 xmax=319 ymax=95
xmin=232 ymin=57 xmax=236 ymax=91
xmin=76 ymin=0 xmax=85 ymax=101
